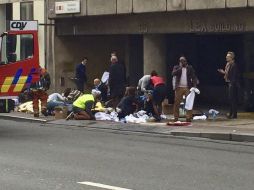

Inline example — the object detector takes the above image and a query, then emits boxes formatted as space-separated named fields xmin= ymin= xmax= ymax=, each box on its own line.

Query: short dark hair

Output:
xmin=151 ymin=70 xmax=158 ymax=76
xmin=82 ymin=57 xmax=88 ymax=61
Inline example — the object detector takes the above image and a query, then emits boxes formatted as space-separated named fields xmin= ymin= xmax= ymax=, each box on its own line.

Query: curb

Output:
xmin=1 ymin=114 xmax=254 ymax=142
xmin=0 ymin=114 xmax=47 ymax=123
xmin=170 ymin=131 xmax=254 ymax=142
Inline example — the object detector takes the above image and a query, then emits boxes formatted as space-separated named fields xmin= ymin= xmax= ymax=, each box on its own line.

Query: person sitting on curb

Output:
xmin=116 ymin=87 xmax=138 ymax=119
xmin=93 ymin=78 xmax=108 ymax=103
xmin=66 ymin=89 xmax=101 ymax=120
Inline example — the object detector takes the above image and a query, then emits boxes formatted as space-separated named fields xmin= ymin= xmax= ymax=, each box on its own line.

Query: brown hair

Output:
xmin=124 ymin=86 xmax=136 ymax=97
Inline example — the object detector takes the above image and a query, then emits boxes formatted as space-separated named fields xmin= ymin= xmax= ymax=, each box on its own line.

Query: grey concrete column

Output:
xmin=143 ymin=34 xmax=167 ymax=79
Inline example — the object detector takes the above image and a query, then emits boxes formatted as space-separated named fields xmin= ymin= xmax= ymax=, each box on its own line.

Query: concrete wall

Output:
xmin=143 ymin=34 xmax=167 ymax=79
xmin=0 ymin=5 xmax=6 ymax=33
xmin=56 ymin=9 xmax=254 ymax=35
xmin=87 ymin=0 xmax=116 ymax=15
xmin=133 ymin=0 xmax=166 ymax=13
xmin=34 ymin=0 xmax=46 ymax=68
xmin=48 ymin=0 xmax=252 ymax=19
xmin=12 ymin=1 xmax=46 ymax=69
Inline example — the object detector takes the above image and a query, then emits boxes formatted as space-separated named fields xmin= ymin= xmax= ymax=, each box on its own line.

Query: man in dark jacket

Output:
xmin=75 ymin=57 xmax=88 ymax=92
xmin=218 ymin=51 xmax=239 ymax=119
xmin=108 ymin=55 xmax=126 ymax=108
xmin=172 ymin=56 xmax=197 ymax=122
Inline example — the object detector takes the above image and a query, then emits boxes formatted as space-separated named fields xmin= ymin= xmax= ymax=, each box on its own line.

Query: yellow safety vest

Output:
xmin=73 ymin=94 xmax=94 ymax=109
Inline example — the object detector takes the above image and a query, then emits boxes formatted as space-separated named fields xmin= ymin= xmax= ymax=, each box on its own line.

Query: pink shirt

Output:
xmin=151 ymin=76 xmax=165 ymax=87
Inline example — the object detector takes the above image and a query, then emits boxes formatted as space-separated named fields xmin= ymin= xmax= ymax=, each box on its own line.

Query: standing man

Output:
xmin=218 ymin=51 xmax=239 ymax=119
xmin=75 ymin=57 xmax=88 ymax=92
xmin=172 ymin=56 xmax=197 ymax=122
xmin=108 ymin=55 xmax=126 ymax=108
xmin=30 ymin=68 xmax=51 ymax=117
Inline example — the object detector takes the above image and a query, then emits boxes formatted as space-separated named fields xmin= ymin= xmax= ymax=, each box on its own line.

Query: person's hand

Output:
xmin=217 ymin=69 xmax=224 ymax=74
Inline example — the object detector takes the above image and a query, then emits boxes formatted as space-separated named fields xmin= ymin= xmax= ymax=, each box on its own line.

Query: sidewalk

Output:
xmin=1 ymin=111 xmax=254 ymax=142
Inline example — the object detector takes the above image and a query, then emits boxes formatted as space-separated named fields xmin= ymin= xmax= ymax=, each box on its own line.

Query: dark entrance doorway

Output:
xmin=167 ymin=34 xmax=245 ymax=107
xmin=128 ymin=35 xmax=144 ymax=86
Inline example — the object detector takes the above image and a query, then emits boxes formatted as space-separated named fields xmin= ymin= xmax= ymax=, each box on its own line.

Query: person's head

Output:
xmin=94 ymin=78 xmax=101 ymax=86
xmin=179 ymin=56 xmax=187 ymax=67
xmin=63 ymin=88 xmax=71 ymax=97
xmin=82 ymin=57 xmax=88 ymax=65
xmin=145 ymin=90 xmax=153 ymax=101
xmin=150 ymin=70 xmax=158 ymax=77
xmin=111 ymin=51 xmax=117 ymax=57
xmin=226 ymin=51 xmax=235 ymax=63
xmin=111 ymin=55 xmax=118 ymax=64
xmin=39 ymin=67 xmax=47 ymax=76
xmin=124 ymin=86 xmax=136 ymax=97
xmin=91 ymin=89 xmax=102 ymax=101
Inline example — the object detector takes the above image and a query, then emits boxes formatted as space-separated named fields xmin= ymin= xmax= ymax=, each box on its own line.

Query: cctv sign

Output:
xmin=10 ymin=21 xmax=38 ymax=31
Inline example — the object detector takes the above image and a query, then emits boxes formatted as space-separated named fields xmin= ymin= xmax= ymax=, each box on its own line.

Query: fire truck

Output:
xmin=0 ymin=20 xmax=40 ymax=112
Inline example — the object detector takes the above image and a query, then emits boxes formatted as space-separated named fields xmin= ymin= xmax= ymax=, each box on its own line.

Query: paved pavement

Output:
xmin=1 ymin=111 xmax=254 ymax=142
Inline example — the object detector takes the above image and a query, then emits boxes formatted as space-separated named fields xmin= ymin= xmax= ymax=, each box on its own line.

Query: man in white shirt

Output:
xmin=172 ymin=56 xmax=197 ymax=122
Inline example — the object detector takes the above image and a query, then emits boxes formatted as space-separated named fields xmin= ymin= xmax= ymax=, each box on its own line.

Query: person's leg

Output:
xmin=229 ymin=84 xmax=238 ymax=118
xmin=40 ymin=91 xmax=48 ymax=116
xmin=32 ymin=91 xmax=39 ymax=117
xmin=74 ymin=111 xmax=92 ymax=120
xmin=183 ymin=88 xmax=192 ymax=121
xmin=232 ymin=84 xmax=238 ymax=118
xmin=173 ymin=88 xmax=185 ymax=121
xmin=76 ymin=80 xmax=84 ymax=92
xmin=156 ymin=85 xmax=167 ymax=115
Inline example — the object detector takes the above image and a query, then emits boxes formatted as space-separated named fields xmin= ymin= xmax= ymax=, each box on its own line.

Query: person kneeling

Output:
xmin=117 ymin=87 xmax=138 ymax=119
xmin=70 ymin=90 xmax=101 ymax=120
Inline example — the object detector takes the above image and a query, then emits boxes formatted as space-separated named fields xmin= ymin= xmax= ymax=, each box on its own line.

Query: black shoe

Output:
xmin=34 ymin=113 xmax=39 ymax=117
xmin=41 ymin=109 xmax=48 ymax=116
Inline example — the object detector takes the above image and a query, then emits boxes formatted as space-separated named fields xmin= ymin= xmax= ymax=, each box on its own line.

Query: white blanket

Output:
xmin=185 ymin=87 xmax=200 ymax=110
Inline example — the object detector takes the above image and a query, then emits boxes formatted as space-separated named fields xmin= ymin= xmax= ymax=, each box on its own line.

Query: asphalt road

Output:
xmin=0 ymin=119 xmax=254 ymax=190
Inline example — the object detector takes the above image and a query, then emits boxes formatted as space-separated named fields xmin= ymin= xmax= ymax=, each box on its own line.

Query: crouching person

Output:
xmin=68 ymin=89 xmax=101 ymax=120
xmin=117 ymin=87 xmax=138 ymax=119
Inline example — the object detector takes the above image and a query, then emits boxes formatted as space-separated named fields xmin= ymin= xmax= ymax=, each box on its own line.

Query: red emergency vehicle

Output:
xmin=0 ymin=21 xmax=40 ymax=98
xmin=0 ymin=21 xmax=40 ymax=112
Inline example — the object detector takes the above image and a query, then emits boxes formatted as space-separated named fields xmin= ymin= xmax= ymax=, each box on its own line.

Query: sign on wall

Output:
xmin=10 ymin=20 xmax=38 ymax=31
xmin=55 ymin=0 xmax=80 ymax=14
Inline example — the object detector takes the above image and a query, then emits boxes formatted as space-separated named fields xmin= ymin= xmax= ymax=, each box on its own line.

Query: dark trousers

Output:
xmin=76 ymin=80 xmax=85 ymax=93
xmin=228 ymin=83 xmax=238 ymax=117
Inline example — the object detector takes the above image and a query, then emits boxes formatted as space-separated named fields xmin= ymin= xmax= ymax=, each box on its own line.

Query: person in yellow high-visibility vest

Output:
xmin=67 ymin=89 xmax=101 ymax=120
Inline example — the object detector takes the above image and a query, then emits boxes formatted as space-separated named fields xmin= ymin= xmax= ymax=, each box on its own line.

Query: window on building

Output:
xmin=0 ymin=34 xmax=34 ymax=64
xmin=20 ymin=2 xmax=33 ymax=20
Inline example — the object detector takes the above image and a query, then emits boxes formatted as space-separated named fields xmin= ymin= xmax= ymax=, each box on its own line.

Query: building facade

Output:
xmin=48 ymin=0 xmax=254 ymax=107
xmin=0 ymin=0 xmax=53 ymax=81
